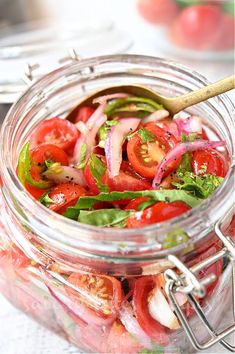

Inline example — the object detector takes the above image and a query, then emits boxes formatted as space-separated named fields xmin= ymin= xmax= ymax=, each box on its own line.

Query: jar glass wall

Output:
xmin=0 ymin=55 xmax=234 ymax=353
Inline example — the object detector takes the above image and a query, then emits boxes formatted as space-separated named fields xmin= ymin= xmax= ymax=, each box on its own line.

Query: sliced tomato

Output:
xmin=192 ymin=148 xmax=228 ymax=177
xmin=127 ymin=201 xmax=191 ymax=228
xmin=133 ymin=276 xmax=169 ymax=345
xmin=48 ymin=182 xmax=86 ymax=214
xmin=104 ymin=320 xmax=143 ymax=354
xmin=29 ymin=144 xmax=69 ymax=182
xmin=84 ymin=156 xmax=152 ymax=195
xmin=66 ymin=272 xmax=123 ymax=325
xmin=75 ymin=106 xmax=95 ymax=123
xmin=125 ymin=197 xmax=151 ymax=211
xmin=127 ymin=123 xmax=180 ymax=179
xmin=30 ymin=117 xmax=79 ymax=151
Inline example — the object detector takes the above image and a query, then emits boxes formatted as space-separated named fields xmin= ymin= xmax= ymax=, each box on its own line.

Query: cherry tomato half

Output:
xmin=75 ymin=106 xmax=95 ymax=123
xmin=127 ymin=201 xmax=191 ymax=228
xmin=66 ymin=272 xmax=123 ymax=325
xmin=192 ymin=148 xmax=228 ymax=177
xmin=137 ymin=0 xmax=179 ymax=25
xmin=30 ymin=144 xmax=69 ymax=181
xmin=127 ymin=123 xmax=180 ymax=179
xmin=172 ymin=5 xmax=223 ymax=50
xmin=133 ymin=276 xmax=169 ymax=345
xmin=48 ymin=182 xmax=86 ymax=214
xmin=125 ymin=197 xmax=151 ymax=211
xmin=30 ymin=117 xmax=79 ymax=152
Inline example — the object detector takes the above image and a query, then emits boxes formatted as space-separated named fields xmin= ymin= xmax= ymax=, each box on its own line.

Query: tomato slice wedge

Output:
xmin=48 ymin=182 xmax=86 ymax=214
xmin=133 ymin=276 xmax=169 ymax=346
xmin=125 ymin=197 xmax=151 ymax=211
xmin=66 ymin=272 xmax=123 ymax=325
xmin=192 ymin=148 xmax=228 ymax=177
xmin=30 ymin=117 xmax=79 ymax=151
xmin=127 ymin=201 xmax=191 ymax=228
xmin=127 ymin=123 xmax=180 ymax=178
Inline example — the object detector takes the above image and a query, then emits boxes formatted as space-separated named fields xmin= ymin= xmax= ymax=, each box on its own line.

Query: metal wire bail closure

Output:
xmin=164 ymin=207 xmax=235 ymax=352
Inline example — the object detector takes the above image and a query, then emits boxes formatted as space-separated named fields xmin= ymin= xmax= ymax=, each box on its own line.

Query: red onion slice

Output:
xmin=174 ymin=115 xmax=202 ymax=135
xmin=142 ymin=109 xmax=170 ymax=124
xmin=43 ymin=165 xmax=86 ymax=187
xmin=119 ymin=302 xmax=152 ymax=349
xmin=148 ymin=288 xmax=180 ymax=330
xmin=152 ymin=140 xmax=225 ymax=188
xmin=105 ymin=118 xmax=140 ymax=177
xmin=73 ymin=103 xmax=107 ymax=165
xmin=76 ymin=121 xmax=88 ymax=135
xmin=93 ymin=93 xmax=130 ymax=105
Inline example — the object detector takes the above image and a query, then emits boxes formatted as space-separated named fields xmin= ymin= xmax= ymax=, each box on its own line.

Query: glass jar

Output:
xmin=0 ymin=55 xmax=234 ymax=353
xmin=137 ymin=0 xmax=234 ymax=61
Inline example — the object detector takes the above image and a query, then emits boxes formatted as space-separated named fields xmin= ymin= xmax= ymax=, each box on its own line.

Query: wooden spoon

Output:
xmin=66 ymin=75 xmax=235 ymax=121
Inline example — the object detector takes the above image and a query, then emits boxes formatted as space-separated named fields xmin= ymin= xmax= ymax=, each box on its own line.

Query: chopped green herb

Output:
xmin=177 ymin=153 xmax=192 ymax=174
xmin=181 ymin=133 xmax=201 ymax=142
xmin=139 ymin=341 xmax=164 ymax=354
xmin=76 ymin=143 xmax=87 ymax=169
xmin=78 ymin=209 xmax=132 ymax=227
xmin=89 ymin=154 xmax=108 ymax=193
xmin=63 ymin=207 xmax=80 ymax=220
xmin=138 ymin=127 xmax=156 ymax=143
xmin=173 ymin=171 xmax=223 ymax=199
xmin=45 ymin=160 xmax=56 ymax=169
xmin=98 ymin=120 xmax=119 ymax=148
xmin=39 ymin=192 xmax=56 ymax=207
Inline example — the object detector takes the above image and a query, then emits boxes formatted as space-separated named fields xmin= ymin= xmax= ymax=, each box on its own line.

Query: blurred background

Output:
xmin=0 ymin=0 xmax=234 ymax=117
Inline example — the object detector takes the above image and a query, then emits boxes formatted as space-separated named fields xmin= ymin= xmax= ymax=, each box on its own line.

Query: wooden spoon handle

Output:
xmin=169 ymin=75 xmax=235 ymax=114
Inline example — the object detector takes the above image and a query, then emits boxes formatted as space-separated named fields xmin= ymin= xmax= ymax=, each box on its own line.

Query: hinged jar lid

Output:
xmin=0 ymin=20 xmax=132 ymax=104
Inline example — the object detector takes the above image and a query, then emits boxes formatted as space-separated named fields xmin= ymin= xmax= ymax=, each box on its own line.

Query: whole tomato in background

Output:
xmin=138 ymin=0 xmax=234 ymax=52
xmin=137 ymin=0 xmax=179 ymax=25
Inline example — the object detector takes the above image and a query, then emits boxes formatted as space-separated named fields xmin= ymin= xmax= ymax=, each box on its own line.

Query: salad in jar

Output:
xmin=1 ymin=84 xmax=232 ymax=354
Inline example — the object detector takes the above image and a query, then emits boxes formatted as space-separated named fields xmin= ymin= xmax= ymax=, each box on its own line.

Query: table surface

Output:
xmin=0 ymin=0 xmax=234 ymax=353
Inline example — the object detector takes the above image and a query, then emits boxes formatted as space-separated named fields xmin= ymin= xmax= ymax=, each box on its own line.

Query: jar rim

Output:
xmin=1 ymin=54 xmax=235 ymax=258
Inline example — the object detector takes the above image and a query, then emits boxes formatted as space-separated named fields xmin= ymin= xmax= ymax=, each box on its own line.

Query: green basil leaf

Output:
xmin=45 ymin=159 xmax=56 ymax=169
xmin=174 ymin=171 xmax=224 ymax=199
xmin=98 ymin=120 xmax=119 ymax=148
xmin=181 ymin=133 xmax=201 ymax=142
xmin=78 ymin=209 xmax=133 ymax=227
xmin=63 ymin=207 xmax=80 ymax=220
xmin=89 ymin=154 xmax=108 ymax=193
xmin=39 ymin=192 xmax=56 ymax=207
xmin=177 ymin=153 xmax=192 ymax=174
xmin=138 ymin=200 xmax=156 ymax=211
xmin=76 ymin=143 xmax=87 ymax=169
xmin=17 ymin=142 xmax=52 ymax=189
xmin=104 ymin=97 xmax=163 ymax=117
xmin=75 ymin=189 xmax=201 ymax=210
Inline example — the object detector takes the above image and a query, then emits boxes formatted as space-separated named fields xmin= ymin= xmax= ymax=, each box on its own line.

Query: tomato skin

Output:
xmin=66 ymin=272 xmax=123 ymax=322
xmin=171 ymin=5 xmax=223 ymax=50
xmin=48 ymin=182 xmax=86 ymax=214
xmin=137 ymin=0 xmax=179 ymax=25
xmin=29 ymin=144 xmax=69 ymax=181
xmin=75 ymin=106 xmax=95 ymax=123
xmin=24 ymin=182 xmax=48 ymax=199
xmin=133 ymin=276 xmax=169 ymax=345
xmin=127 ymin=201 xmax=191 ymax=228
xmin=30 ymin=117 xmax=79 ymax=152
xmin=192 ymin=149 xmax=228 ymax=177
xmin=127 ymin=123 xmax=180 ymax=179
